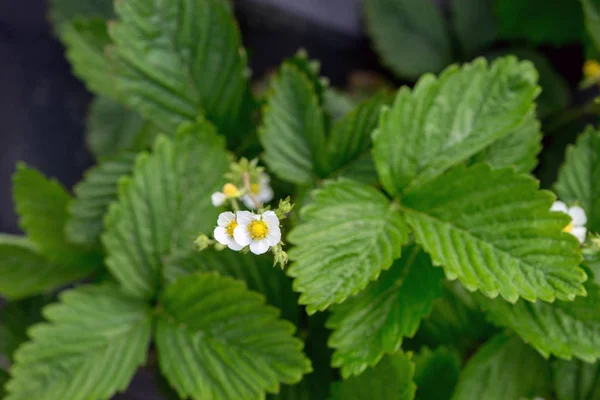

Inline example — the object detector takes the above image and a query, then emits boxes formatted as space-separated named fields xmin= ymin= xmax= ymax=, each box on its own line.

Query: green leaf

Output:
xmin=582 ymin=0 xmax=600 ymax=53
xmin=413 ymin=347 xmax=460 ymax=400
xmin=86 ymin=96 xmax=157 ymax=159
xmin=155 ymin=273 xmax=312 ymax=400
xmin=329 ymin=352 xmax=416 ymax=400
xmin=373 ymin=56 xmax=539 ymax=195
xmin=364 ymin=0 xmax=452 ymax=80
xmin=287 ymin=179 xmax=410 ymax=314
xmin=450 ymin=0 xmax=497 ymax=57
xmin=323 ymin=92 xmax=391 ymax=184
xmin=0 ymin=369 xmax=8 ymax=398
xmin=49 ymin=0 xmax=113 ymax=36
xmin=164 ymin=249 xmax=299 ymax=324
xmin=452 ymin=334 xmax=551 ymax=400
xmin=260 ymin=62 xmax=326 ymax=184
xmin=554 ymin=359 xmax=600 ymax=400
xmin=5 ymin=285 xmax=152 ymax=400
xmin=402 ymin=163 xmax=585 ymax=303
xmin=495 ymin=0 xmax=585 ymax=46
xmin=109 ymin=0 xmax=249 ymax=138
xmin=102 ymin=120 xmax=229 ymax=299
xmin=66 ymin=152 xmax=137 ymax=246
xmin=12 ymin=164 xmax=102 ymax=268
xmin=479 ymin=277 xmax=600 ymax=363
xmin=324 ymin=89 xmax=359 ymax=121
xmin=62 ymin=18 xmax=117 ymax=99
xmin=555 ymin=127 xmax=600 ymax=233
xmin=471 ymin=110 xmax=541 ymax=173
xmin=0 ymin=235 xmax=90 ymax=300
xmin=327 ymin=246 xmax=443 ymax=378
xmin=0 ymin=296 xmax=48 ymax=361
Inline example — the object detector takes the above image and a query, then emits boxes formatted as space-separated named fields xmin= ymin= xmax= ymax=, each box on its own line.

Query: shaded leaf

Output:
xmin=0 ymin=295 xmax=48 ymax=361
xmin=413 ymin=347 xmax=460 ymax=400
xmin=49 ymin=0 xmax=113 ymax=36
xmin=582 ymin=0 xmax=600 ymax=53
xmin=451 ymin=0 xmax=497 ymax=57
xmin=554 ymin=358 xmax=600 ymax=400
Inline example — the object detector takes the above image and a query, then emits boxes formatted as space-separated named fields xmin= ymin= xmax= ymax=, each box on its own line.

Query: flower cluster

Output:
xmin=211 ymin=158 xmax=274 ymax=210
xmin=214 ymin=210 xmax=281 ymax=255
xmin=551 ymin=200 xmax=587 ymax=243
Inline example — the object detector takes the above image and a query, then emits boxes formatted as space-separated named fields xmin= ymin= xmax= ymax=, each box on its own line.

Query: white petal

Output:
xmin=250 ymin=239 xmax=270 ymax=255
xmin=568 ymin=206 xmax=587 ymax=226
xmin=234 ymin=225 xmax=252 ymax=246
xmin=211 ymin=192 xmax=226 ymax=207
xmin=572 ymin=226 xmax=587 ymax=243
xmin=551 ymin=201 xmax=568 ymax=213
xmin=213 ymin=227 xmax=229 ymax=245
xmin=258 ymin=185 xmax=274 ymax=203
xmin=262 ymin=210 xmax=280 ymax=228
xmin=236 ymin=210 xmax=258 ymax=226
xmin=217 ymin=211 xmax=236 ymax=227
xmin=241 ymin=195 xmax=258 ymax=210
xmin=260 ymin=173 xmax=271 ymax=185
xmin=227 ymin=240 xmax=244 ymax=251
xmin=266 ymin=227 xmax=281 ymax=246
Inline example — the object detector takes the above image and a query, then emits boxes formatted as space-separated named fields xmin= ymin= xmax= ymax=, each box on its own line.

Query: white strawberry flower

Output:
xmin=551 ymin=201 xmax=587 ymax=243
xmin=242 ymin=173 xmax=274 ymax=209
xmin=234 ymin=210 xmax=281 ymax=255
xmin=213 ymin=212 xmax=243 ymax=251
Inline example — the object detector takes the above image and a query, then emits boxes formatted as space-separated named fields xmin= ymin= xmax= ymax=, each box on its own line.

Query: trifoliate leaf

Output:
xmin=287 ymin=179 xmax=410 ymax=314
xmin=364 ymin=0 xmax=452 ymax=80
xmin=582 ymin=0 xmax=600 ymax=52
xmin=48 ymin=0 xmax=113 ymax=36
xmin=450 ymin=0 xmax=497 ymax=57
xmin=373 ymin=57 xmax=539 ymax=195
xmin=0 ymin=295 xmax=47 ymax=361
xmin=413 ymin=347 xmax=460 ymax=400
xmin=327 ymin=246 xmax=443 ymax=378
xmin=66 ymin=152 xmax=137 ymax=246
xmin=452 ymin=334 xmax=552 ymax=400
xmin=155 ymin=273 xmax=312 ymax=400
xmin=555 ymin=126 xmax=600 ymax=233
xmin=62 ymin=18 xmax=117 ymax=99
xmin=164 ymin=249 xmax=299 ymax=324
xmin=554 ymin=359 xmax=600 ymax=400
xmin=260 ymin=62 xmax=326 ymax=184
xmin=0 ymin=235 xmax=89 ymax=300
xmin=329 ymin=352 xmax=416 ymax=400
xmin=12 ymin=164 xmax=102 ymax=268
xmin=479 ymin=277 xmax=600 ymax=363
xmin=109 ymin=0 xmax=249 ymax=138
xmin=472 ymin=110 xmax=541 ymax=173
xmin=402 ymin=163 xmax=585 ymax=303
xmin=495 ymin=0 xmax=585 ymax=46
xmin=323 ymin=92 xmax=391 ymax=185
xmin=86 ymin=96 xmax=157 ymax=159
xmin=103 ymin=120 xmax=229 ymax=299
xmin=5 ymin=285 xmax=152 ymax=400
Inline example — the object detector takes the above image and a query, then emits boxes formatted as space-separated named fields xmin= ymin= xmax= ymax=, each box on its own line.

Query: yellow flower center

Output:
xmin=584 ymin=60 xmax=600 ymax=79
xmin=226 ymin=220 xmax=238 ymax=237
xmin=563 ymin=220 xmax=574 ymax=234
xmin=248 ymin=220 xmax=268 ymax=239
xmin=223 ymin=183 xmax=240 ymax=197
xmin=251 ymin=183 xmax=260 ymax=194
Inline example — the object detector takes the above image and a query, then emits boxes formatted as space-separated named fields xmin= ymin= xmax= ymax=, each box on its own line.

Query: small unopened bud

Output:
xmin=194 ymin=234 xmax=211 ymax=251
xmin=275 ymin=197 xmax=294 ymax=219
xmin=223 ymin=183 xmax=240 ymax=198
xmin=584 ymin=60 xmax=600 ymax=80
xmin=272 ymin=244 xmax=289 ymax=269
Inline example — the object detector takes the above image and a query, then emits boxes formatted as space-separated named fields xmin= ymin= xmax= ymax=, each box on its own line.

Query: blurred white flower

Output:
xmin=551 ymin=201 xmax=587 ymax=243
xmin=211 ymin=192 xmax=226 ymax=207
xmin=242 ymin=173 xmax=274 ymax=209
xmin=213 ymin=212 xmax=243 ymax=251
xmin=234 ymin=210 xmax=281 ymax=255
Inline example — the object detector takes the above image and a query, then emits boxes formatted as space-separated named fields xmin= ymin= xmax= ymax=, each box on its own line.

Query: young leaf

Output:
xmin=478 ymin=278 xmax=600 ymax=363
xmin=553 ymin=359 xmax=600 ymax=400
xmin=329 ymin=352 xmax=416 ymax=400
xmin=373 ymin=57 xmax=539 ymax=195
xmin=452 ymin=334 xmax=552 ymax=400
xmin=62 ymin=18 xmax=117 ymax=99
xmin=260 ymin=62 xmax=326 ymax=184
xmin=327 ymin=246 xmax=443 ymax=378
xmin=164 ymin=249 xmax=299 ymax=325
xmin=495 ymin=0 xmax=585 ymax=46
xmin=66 ymin=152 xmax=137 ymax=246
xmin=102 ymin=120 xmax=229 ymax=299
xmin=5 ymin=285 xmax=152 ymax=400
xmin=155 ymin=273 xmax=312 ymax=400
xmin=582 ymin=0 xmax=600 ymax=53
xmin=109 ymin=0 xmax=249 ymax=137
xmin=0 ymin=235 xmax=90 ymax=300
xmin=471 ymin=111 xmax=541 ymax=173
xmin=287 ymin=179 xmax=410 ymax=314
xmin=12 ymin=164 xmax=102 ymax=268
xmin=450 ymin=0 xmax=497 ymax=57
xmin=402 ymin=163 xmax=585 ymax=303
xmin=555 ymin=126 xmax=600 ymax=233
xmin=49 ymin=0 xmax=113 ymax=36
xmin=364 ymin=0 xmax=452 ymax=80
xmin=323 ymin=93 xmax=391 ymax=184
xmin=86 ymin=96 xmax=156 ymax=159
xmin=413 ymin=347 xmax=460 ymax=400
